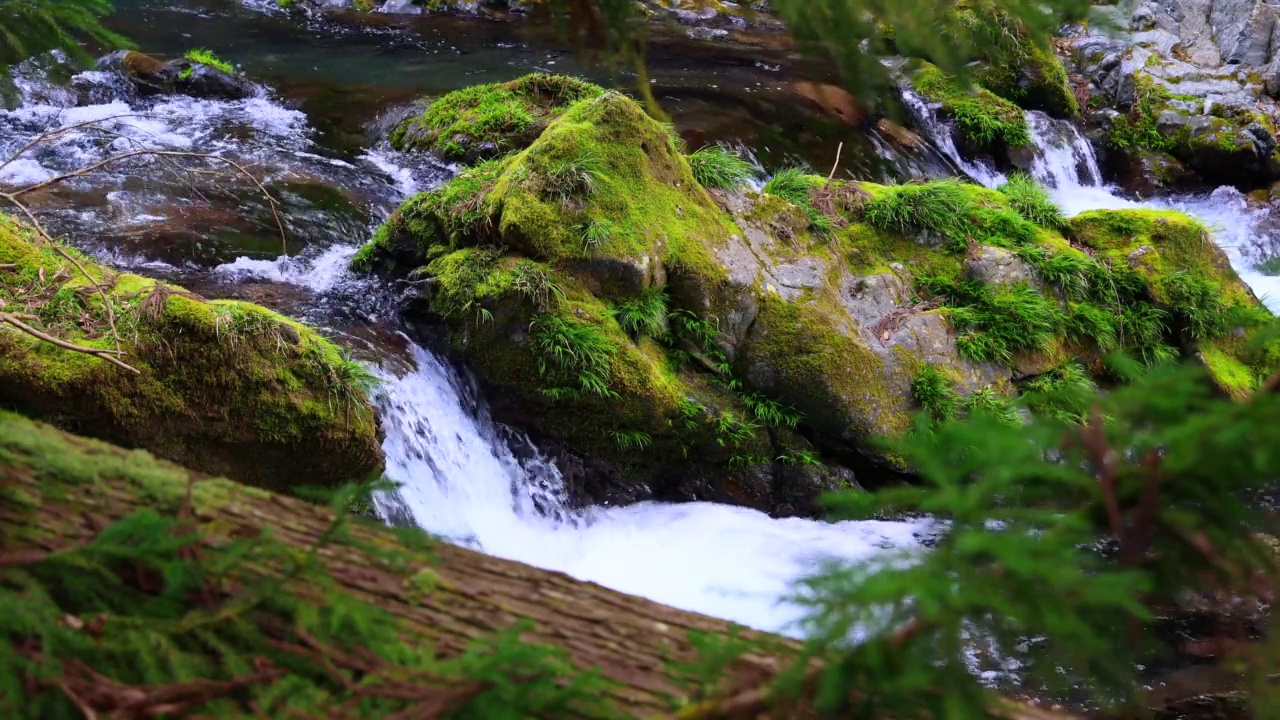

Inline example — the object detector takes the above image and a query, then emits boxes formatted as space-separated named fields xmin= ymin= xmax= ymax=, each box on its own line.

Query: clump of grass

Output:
xmin=998 ymin=172 xmax=1066 ymax=230
xmin=609 ymin=287 xmax=668 ymax=340
xmin=960 ymin=386 xmax=1022 ymax=426
xmin=688 ymin=145 xmax=754 ymax=190
xmin=536 ymin=151 xmax=604 ymax=205
xmin=863 ymin=178 xmax=1038 ymax=252
xmin=763 ymin=167 xmax=832 ymax=234
xmin=911 ymin=366 xmax=960 ymax=423
xmin=1015 ymin=246 xmax=1097 ymax=300
xmin=1066 ymin=302 xmax=1119 ymax=351
xmin=922 ymin=276 xmax=1066 ymax=364
xmin=913 ymin=62 xmax=1031 ymax=149
xmin=574 ymin=218 xmax=615 ymax=253
xmin=740 ymin=391 xmax=802 ymax=429
xmin=660 ymin=122 xmax=687 ymax=153
xmin=509 ymin=260 xmax=565 ymax=311
xmin=530 ymin=314 xmax=617 ymax=399
xmin=611 ymin=430 xmax=653 ymax=451
xmin=183 ymin=48 xmax=235 ymax=75
xmin=712 ymin=411 xmax=760 ymax=449
xmin=1118 ymin=302 xmax=1177 ymax=365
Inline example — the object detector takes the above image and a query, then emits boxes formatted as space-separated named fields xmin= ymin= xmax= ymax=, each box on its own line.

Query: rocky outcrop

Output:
xmin=354 ymin=78 xmax=1275 ymax=515
xmin=97 ymin=50 xmax=255 ymax=101
xmin=1066 ymin=0 xmax=1280 ymax=189
xmin=0 ymin=214 xmax=383 ymax=492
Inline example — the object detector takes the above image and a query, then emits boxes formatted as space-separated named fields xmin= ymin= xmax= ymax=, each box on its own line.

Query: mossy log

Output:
xmin=0 ymin=411 xmax=1074 ymax=719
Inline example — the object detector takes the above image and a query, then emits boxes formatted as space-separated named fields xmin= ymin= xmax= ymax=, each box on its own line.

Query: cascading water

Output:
xmin=369 ymin=343 xmax=929 ymax=631
xmin=897 ymin=84 xmax=1007 ymax=187
xmin=1016 ymin=109 xmax=1280 ymax=312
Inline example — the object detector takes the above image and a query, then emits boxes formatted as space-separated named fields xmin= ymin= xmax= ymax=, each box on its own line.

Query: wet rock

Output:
xmin=97 ymin=50 xmax=254 ymax=101
xmin=1120 ymin=148 xmax=1197 ymax=196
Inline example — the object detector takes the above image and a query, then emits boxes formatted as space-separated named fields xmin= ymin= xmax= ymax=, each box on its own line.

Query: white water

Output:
xmin=373 ymin=343 xmax=930 ymax=633
xmin=1014 ymin=113 xmax=1280 ymax=312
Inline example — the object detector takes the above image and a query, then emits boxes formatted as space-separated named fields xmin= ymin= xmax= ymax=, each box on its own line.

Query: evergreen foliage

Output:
xmin=0 ymin=0 xmax=126 ymax=72
xmin=786 ymin=350 xmax=1280 ymax=718
xmin=0 ymin=429 xmax=619 ymax=719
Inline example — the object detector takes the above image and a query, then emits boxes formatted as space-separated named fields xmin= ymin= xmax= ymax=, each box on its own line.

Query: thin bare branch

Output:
xmin=0 ymin=311 xmax=139 ymax=373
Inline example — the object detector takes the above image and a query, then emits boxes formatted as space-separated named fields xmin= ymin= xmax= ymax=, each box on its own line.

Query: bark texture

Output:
xmin=0 ymin=411 xmax=1073 ymax=719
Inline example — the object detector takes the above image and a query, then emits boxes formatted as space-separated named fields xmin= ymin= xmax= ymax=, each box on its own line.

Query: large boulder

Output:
xmin=357 ymin=77 xmax=1275 ymax=514
xmin=0 ymin=215 xmax=383 ymax=492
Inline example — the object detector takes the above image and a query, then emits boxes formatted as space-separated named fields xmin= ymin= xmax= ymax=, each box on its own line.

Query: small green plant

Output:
xmin=712 ymin=411 xmax=760 ymax=449
xmin=183 ymin=48 xmax=236 ymax=75
xmin=910 ymin=365 xmax=960 ymax=423
xmin=509 ymin=260 xmax=566 ymax=311
xmin=763 ymin=167 xmax=824 ymax=206
xmin=1016 ymin=246 xmax=1096 ymax=299
xmin=575 ymin=218 xmax=615 ymax=253
xmin=609 ymin=287 xmax=668 ymax=340
xmin=1021 ymin=361 xmax=1096 ymax=423
xmin=959 ymin=386 xmax=1021 ymax=426
xmin=777 ymin=449 xmax=825 ymax=467
xmin=611 ymin=429 xmax=652 ymax=451
xmin=529 ymin=314 xmax=617 ymax=399
xmin=998 ymin=172 xmax=1066 ymax=230
xmin=863 ymin=178 xmax=1038 ymax=252
xmin=740 ymin=392 xmax=802 ymax=429
xmin=660 ymin=122 xmax=687 ymax=152
xmin=537 ymin=151 xmax=604 ymax=204
xmin=1118 ymin=301 xmax=1177 ymax=365
xmin=688 ymin=145 xmax=754 ymax=190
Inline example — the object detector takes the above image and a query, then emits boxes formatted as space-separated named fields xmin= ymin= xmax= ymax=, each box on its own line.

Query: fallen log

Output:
xmin=0 ymin=411 xmax=1076 ymax=719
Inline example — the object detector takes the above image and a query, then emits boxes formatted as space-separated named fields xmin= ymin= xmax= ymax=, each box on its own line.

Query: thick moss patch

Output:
xmin=0 ymin=215 xmax=382 ymax=491
xmin=911 ymin=62 xmax=1031 ymax=152
xmin=390 ymin=74 xmax=605 ymax=162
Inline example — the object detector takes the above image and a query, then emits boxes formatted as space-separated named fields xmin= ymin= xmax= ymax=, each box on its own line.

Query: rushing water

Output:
xmin=6 ymin=0 xmax=1280 ymax=639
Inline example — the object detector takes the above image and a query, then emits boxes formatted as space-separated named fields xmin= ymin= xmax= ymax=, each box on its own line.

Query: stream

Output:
xmin=3 ymin=0 xmax=1280 ymax=642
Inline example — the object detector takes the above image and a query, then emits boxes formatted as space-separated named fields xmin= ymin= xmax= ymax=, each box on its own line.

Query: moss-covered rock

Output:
xmin=910 ymin=61 xmax=1032 ymax=155
xmin=0 ymin=215 xmax=383 ymax=492
xmin=953 ymin=1 xmax=1078 ymax=118
xmin=1068 ymin=209 xmax=1275 ymax=396
xmin=358 ymin=76 xmax=1275 ymax=512
xmin=390 ymin=74 xmax=605 ymax=163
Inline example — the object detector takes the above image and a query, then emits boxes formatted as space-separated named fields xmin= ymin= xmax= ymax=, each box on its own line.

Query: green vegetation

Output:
xmin=911 ymin=61 xmax=1031 ymax=150
xmin=910 ymin=365 xmax=960 ymax=422
xmin=530 ymin=313 xmax=619 ymax=399
xmin=687 ymin=145 xmax=755 ymax=190
xmin=959 ymin=1 xmax=1079 ymax=117
xmin=920 ymin=276 xmax=1064 ymax=364
xmin=0 ymin=215 xmax=382 ymax=492
xmin=796 ymin=354 xmax=1280 ymax=719
xmin=862 ymin=178 xmax=1039 ymax=252
xmin=762 ymin=168 xmax=833 ymax=233
xmin=183 ymin=47 xmax=235 ymax=75
xmin=608 ymin=287 xmax=668 ymax=340
xmin=997 ymin=172 xmax=1066 ymax=229
xmin=390 ymin=73 xmax=605 ymax=161
xmin=0 ymin=0 xmax=127 ymax=72
xmin=0 ymin=412 xmax=618 ymax=720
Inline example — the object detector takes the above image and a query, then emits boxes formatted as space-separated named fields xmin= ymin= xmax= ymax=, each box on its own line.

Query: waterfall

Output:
xmin=1024 ymin=111 xmax=1102 ymax=189
xmin=897 ymin=84 xmax=1006 ymax=187
xmin=367 ymin=343 xmax=931 ymax=634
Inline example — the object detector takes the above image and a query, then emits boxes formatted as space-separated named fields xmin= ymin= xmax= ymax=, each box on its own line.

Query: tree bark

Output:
xmin=0 ymin=412 xmax=1073 ymax=719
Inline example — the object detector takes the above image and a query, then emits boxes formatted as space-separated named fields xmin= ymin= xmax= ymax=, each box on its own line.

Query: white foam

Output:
xmin=375 ymin=344 xmax=928 ymax=635
xmin=213 ymin=244 xmax=358 ymax=292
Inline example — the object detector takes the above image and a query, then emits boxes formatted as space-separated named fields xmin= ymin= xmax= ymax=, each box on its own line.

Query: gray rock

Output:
xmin=1210 ymin=0 xmax=1278 ymax=66
xmin=965 ymin=245 xmax=1038 ymax=287
xmin=377 ymin=0 xmax=422 ymax=14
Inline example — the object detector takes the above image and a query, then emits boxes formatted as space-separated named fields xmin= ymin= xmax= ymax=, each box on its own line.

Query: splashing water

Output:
xmin=372 ymin=344 xmax=931 ymax=633
xmin=1018 ymin=113 xmax=1280 ymax=312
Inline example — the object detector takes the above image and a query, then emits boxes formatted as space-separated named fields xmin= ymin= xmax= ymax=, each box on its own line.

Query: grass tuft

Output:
xmin=530 ymin=314 xmax=618 ymax=399
xmin=998 ymin=173 xmax=1066 ymax=230
xmin=608 ymin=287 xmax=668 ymax=340
xmin=688 ymin=145 xmax=754 ymax=190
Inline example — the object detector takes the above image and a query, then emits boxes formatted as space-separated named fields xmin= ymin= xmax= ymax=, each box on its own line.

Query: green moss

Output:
xmin=183 ymin=48 xmax=235 ymax=75
xmin=911 ymin=61 xmax=1031 ymax=151
xmin=390 ymin=74 xmax=605 ymax=161
xmin=861 ymin=178 xmax=1040 ymax=252
xmin=1200 ymin=337 xmax=1258 ymax=399
xmin=0 ymin=215 xmax=382 ymax=492
xmin=958 ymin=2 xmax=1078 ymax=117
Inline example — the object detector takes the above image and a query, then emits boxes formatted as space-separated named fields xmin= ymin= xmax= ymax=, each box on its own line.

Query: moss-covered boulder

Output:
xmin=390 ymin=74 xmax=606 ymax=163
xmin=910 ymin=61 xmax=1032 ymax=157
xmin=1069 ymin=209 xmax=1276 ymax=398
xmin=954 ymin=2 xmax=1078 ymax=118
xmin=357 ymin=76 xmax=1275 ymax=513
xmin=0 ymin=215 xmax=383 ymax=492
